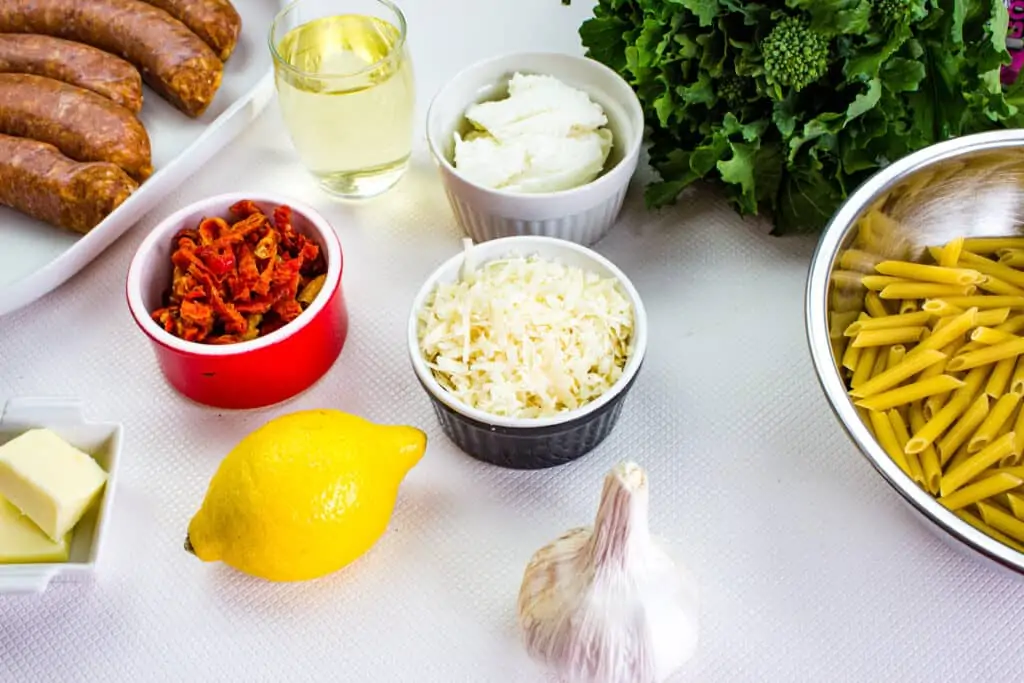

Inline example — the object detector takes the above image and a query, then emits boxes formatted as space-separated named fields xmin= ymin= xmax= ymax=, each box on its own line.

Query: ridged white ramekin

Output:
xmin=426 ymin=52 xmax=644 ymax=247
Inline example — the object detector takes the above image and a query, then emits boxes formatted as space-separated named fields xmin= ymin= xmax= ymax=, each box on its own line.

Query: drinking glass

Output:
xmin=270 ymin=0 xmax=415 ymax=199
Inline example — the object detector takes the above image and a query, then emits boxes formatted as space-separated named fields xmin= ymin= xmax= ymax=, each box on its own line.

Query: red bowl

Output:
xmin=125 ymin=192 xmax=348 ymax=410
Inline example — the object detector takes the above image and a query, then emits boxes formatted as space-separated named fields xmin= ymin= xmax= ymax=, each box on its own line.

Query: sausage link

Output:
xmin=140 ymin=0 xmax=241 ymax=61
xmin=0 ymin=133 xmax=138 ymax=234
xmin=0 ymin=0 xmax=224 ymax=118
xmin=0 ymin=34 xmax=144 ymax=113
xmin=0 ymin=73 xmax=153 ymax=181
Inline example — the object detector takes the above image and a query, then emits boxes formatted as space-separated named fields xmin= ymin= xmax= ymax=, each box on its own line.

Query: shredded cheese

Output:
xmin=418 ymin=249 xmax=634 ymax=419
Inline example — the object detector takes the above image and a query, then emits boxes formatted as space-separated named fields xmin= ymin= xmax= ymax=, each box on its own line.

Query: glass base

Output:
xmin=313 ymin=160 xmax=409 ymax=200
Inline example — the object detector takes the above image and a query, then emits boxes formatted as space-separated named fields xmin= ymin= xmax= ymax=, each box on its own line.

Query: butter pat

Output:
xmin=453 ymin=73 xmax=613 ymax=194
xmin=0 ymin=496 xmax=70 ymax=564
xmin=0 ymin=429 xmax=107 ymax=542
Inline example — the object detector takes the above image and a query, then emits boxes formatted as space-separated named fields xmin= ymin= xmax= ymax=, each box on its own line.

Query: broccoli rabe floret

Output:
xmin=717 ymin=75 xmax=748 ymax=109
xmin=760 ymin=17 xmax=830 ymax=92
xmin=875 ymin=0 xmax=911 ymax=23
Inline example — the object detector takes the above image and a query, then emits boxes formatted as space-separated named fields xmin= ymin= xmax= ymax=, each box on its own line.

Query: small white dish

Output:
xmin=0 ymin=397 xmax=122 ymax=594
xmin=426 ymin=52 xmax=645 ymax=246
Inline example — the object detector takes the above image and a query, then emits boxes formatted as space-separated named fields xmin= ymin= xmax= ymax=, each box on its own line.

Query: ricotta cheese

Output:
xmin=418 ymin=245 xmax=634 ymax=419
xmin=453 ymin=73 xmax=614 ymax=193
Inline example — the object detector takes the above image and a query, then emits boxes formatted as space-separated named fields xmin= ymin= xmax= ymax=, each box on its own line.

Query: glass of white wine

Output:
xmin=270 ymin=0 xmax=415 ymax=199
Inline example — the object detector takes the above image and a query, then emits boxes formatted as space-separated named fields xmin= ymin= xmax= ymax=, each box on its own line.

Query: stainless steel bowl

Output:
xmin=806 ymin=129 xmax=1024 ymax=576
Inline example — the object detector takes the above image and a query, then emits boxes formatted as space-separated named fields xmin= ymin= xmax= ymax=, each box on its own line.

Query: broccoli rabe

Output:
xmin=875 ymin=0 xmax=911 ymax=23
xmin=760 ymin=17 xmax=830 ymax=93
xmin=717 ymin=75 xmax=749 ymax=109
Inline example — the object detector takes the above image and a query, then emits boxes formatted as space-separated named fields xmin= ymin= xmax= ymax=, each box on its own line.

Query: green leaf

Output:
xmin=645 ymin=179 xmax=694 ymax=208
xmin=718 ymin=142 xmax=760 ymax=213
xmin=670 ymin=0 xmax=720 ymax=27
xmin=845 ymin=77 xmax=882 ymax=122
xmin=880 ymin=57 xmax=927 ymax=92
xmin=579 ymin=17 xmax=629 ymax=72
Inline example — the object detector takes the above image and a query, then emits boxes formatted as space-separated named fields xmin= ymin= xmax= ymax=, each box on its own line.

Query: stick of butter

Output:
xmin=0 ymin=496 xmax=70 ymax=564
xmin=0 ymin=429 xmax=107 ymax=542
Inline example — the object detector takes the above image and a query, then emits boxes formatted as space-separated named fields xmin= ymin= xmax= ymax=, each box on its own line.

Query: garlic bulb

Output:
xmin=516 ymin=462 xmax=699 ymax=683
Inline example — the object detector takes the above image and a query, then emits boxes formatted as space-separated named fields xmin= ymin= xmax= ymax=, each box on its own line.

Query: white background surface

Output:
xmin=2 ymin=0 xmax=1024 ymax=681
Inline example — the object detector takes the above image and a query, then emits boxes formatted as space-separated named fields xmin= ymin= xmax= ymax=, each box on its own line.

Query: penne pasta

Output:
xmin=839 ymin=248 xmax=884 ymax=273
xmin=978 ymin=501 xmax=1024 ymax=543
xmin=843 ymin=311 xmax=931 ymax=336
xmin=906 ymin=308 xmax=978 ymax=359
xmin=850 ymin=346 xmax=880 ymax=389
xmin=969 ymin=327 xmax=1020 ymax=345
xmin=946 ymin=337 xmax=1024 ymax=372
xmin=986 ymin=357 xmax=1016 ymax=398
xmin=999 ymin=249 xmax=1024 ymax=268
xmin=968 ymin=393 xmax=1021 ymax=454
xmin=909 ymin=403 xmax=943 ymax=494
xmin=831 ymin=310 xmax=861 ymax=338
xmin=1013 ymin=356 xmax=1024 ymax=395
xmin=932 ymin=295 xmax=1024 ymax=309
xmin=869 ymin=410 xmax=912 ymax=476
xmin=847 ymin=238 xmax=1024 ymax=555
xmin=922 ymin=299 xmax=964 ymax=316
xmin=955 ymin=509 xmax=1024 ymax=553
xmin=855 ymin=375 xmax=965 ymax=412
xmin=976 ymin=274 xmax=1024 ymax=297
xmin=875 ymin=261 xmax=984 ymax=285
xmin=961 ymin=237 xmax=1024 ymax=255
xmin=957 ymin=250 xmax=1024 ymax=289
xmin=841 ymin=313 xmax=869 ymax=371
xmin=886 ymin=345 xmax=906 ymax=370
xmin=862 ymin=275 xmax=907 ymax=291
xmin=973 ymin=308 xmax=1012 ymax=327
xmin=889 ymin=410 xmax=924 ymax=485
xmin=847 ymin=349 xmax=946 ymax=398
xmin=938 ymin=472 xmax=1023 ymax=510
xmin=1013 ymin=404 xmax=1024 ymax=457
xmin=879 ymin=283 xmax=975 ymax=300
xmin=940 ymin=432 xmax=1017 ymax=496
xmin=847 ymin=325 xmax=929 ymax=348
xmin=1008 ymin=493 xmax=1024 ymax=520
xmin=907 ymin=392 xmax=972 ymax=455
xmin=864 ymin=291 xmax=889 ymax=318
xmin=935 ymin=394 xmax=990 ymax=463
xmin=939 ymin=237 xmax=965 ymax=268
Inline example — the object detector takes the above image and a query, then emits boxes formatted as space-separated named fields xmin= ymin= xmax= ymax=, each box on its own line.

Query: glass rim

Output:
xmin=268 ymin=0 xmax=408 ymax=80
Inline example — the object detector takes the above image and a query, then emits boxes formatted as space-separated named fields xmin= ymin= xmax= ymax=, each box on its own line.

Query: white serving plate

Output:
xmin=0 ymin=0 xmax=281 ymax=318
xmin=0 ymin=398 xmax=123 ymax=594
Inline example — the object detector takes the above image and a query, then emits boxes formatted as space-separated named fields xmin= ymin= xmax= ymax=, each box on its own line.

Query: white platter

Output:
xmin=0 ymin=0 xmax=281 ymax=318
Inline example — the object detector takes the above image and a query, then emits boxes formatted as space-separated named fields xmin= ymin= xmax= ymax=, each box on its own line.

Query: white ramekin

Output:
xmin=426 ymin=52 xmax=645 ymax=247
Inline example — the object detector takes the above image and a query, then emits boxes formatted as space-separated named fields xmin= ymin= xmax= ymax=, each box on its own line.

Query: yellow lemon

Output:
xmin=185 ymin=409 xmax=426 ymax=582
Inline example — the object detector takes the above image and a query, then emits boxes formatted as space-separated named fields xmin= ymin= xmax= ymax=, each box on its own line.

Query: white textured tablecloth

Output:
xmin=3 ymin=1 xmax=1024 ymax=681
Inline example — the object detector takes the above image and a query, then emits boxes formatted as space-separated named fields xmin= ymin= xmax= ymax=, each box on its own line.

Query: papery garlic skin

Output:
xmin=516 ymin=462 xmax=699 ymax=683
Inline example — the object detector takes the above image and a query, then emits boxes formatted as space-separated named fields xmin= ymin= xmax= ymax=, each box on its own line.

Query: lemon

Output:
xmin=184 ymin=409 xmax=427 ymax=582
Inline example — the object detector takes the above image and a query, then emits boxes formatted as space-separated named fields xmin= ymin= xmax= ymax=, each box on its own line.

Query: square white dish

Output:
xmin=0 ymin=397 xmax=122 ymax=594
xmin=0 ymin=0 xmax=282 ymax=318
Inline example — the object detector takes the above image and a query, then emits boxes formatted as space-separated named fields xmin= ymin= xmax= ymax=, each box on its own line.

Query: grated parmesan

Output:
xmin=417 ymin=247 xmax=634 ymax=419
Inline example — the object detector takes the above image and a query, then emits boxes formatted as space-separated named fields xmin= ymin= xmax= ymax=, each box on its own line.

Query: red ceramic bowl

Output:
xmin=126 ymin=192 xmax=349 ymax=410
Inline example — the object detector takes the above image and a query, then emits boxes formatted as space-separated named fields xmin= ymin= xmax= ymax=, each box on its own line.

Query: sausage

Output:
xmin=0 ymin=34 xmax=144 ymax=113
xmin=0 ymin=134 xmax=138 ymax=234
xmin=0 ymin=0 xmax=224 ymax=118
xmin=140 ymin=0 xmax=241 ymax=61
xmin=0 ymin=73 xmax=153 ymax=181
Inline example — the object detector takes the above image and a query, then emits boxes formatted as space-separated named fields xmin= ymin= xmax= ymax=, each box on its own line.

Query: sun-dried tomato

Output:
xmin=151 ymin=201 xmax=329 ymax=344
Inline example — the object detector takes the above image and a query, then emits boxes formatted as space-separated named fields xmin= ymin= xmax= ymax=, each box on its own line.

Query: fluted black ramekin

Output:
xmin=407 ymin=236 xmax=648 ymax=470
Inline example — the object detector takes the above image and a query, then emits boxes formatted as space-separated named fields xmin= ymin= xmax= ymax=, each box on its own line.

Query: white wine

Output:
xmin=274 ymin=14 xmax=415 ymax=198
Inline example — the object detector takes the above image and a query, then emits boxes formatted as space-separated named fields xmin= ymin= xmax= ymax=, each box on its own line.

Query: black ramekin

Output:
xmin=407 ymin=236 xmax=649 ymax=470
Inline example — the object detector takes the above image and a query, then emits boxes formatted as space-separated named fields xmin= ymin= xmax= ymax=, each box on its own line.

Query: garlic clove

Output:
xmin=516 ymin=462 xmax=699 ymax=683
